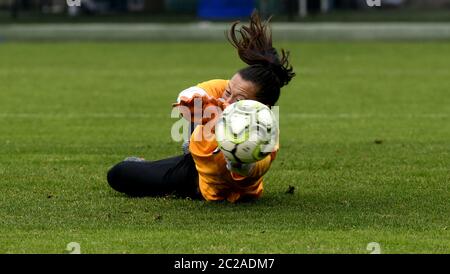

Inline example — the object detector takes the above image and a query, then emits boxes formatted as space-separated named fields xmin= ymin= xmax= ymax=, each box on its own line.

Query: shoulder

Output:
xmin=196 ymin=79 xmax=229 ymax=99
xmin=197 ymin=79 xmax=229 ymax=89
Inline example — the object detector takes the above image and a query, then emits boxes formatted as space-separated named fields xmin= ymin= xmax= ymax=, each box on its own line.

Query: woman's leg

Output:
xmin=107 ymin=153 xmax=200 ymax=198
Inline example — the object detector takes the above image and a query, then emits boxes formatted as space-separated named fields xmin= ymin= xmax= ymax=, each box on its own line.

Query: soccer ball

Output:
xmin=215 ymin=100 xmax=279 ymax=163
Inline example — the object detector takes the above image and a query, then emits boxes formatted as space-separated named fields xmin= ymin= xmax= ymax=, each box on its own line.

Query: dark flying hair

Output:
xmin=227 ymin=10 xmax=295 ymax=106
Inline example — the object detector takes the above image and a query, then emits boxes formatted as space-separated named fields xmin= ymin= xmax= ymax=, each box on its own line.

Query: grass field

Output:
xmin=0 ymin=41 xmax=449 ymax=254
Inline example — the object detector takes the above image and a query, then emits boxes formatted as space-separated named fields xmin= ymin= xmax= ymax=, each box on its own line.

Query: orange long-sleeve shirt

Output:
xmin=187 ymin=79 xmax=278 ymax=202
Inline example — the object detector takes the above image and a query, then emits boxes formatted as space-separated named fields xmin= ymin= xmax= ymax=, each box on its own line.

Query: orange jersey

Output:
xmin=188 ymin=79 xmax=278 ymax=202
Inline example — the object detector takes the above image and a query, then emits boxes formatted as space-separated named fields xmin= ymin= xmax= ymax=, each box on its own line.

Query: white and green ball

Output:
xmin=215 ymin=100 xmax=279 ymax=164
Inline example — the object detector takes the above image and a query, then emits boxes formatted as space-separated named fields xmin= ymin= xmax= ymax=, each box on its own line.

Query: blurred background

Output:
xmin=1 ymin=0 xmax=449 ymax=41
xmin=0 ymin=0 xmax=449 ymax=23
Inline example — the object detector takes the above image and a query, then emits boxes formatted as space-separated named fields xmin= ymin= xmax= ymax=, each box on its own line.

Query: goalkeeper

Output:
xmin=107 ymin=11 xmax=295 ymax=202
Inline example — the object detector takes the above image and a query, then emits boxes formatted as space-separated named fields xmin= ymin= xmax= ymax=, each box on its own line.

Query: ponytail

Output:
xmin=227 ymin=10 xmax=295 ymax=105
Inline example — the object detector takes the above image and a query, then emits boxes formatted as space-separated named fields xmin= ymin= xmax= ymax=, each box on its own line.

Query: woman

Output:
xmin=107 ymin=11 xmax=295 ymax=203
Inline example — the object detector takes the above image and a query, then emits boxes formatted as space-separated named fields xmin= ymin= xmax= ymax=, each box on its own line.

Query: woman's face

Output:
xmin=222 ymin=73 xmax=258 ymax=104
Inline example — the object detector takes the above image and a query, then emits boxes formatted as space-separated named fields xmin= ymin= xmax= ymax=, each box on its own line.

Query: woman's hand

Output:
xmin=173 ymin=94 xmax=229 ymax=125
xmin=224 ymin=157 xmax=255 ymax=177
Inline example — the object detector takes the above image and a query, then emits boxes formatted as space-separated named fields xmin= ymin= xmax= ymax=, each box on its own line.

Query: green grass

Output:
xmin=0 ymin=41 xmax=449 ymax=254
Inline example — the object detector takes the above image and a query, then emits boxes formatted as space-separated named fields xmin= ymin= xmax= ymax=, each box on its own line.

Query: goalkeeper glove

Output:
xmin=224 ymin=157 xmax=255 ymax=177
xmin=172 ymin=93 xmax=228 ymax=125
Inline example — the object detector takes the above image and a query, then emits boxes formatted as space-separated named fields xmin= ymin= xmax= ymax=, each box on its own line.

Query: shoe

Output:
xmin=124 ymin=156 xmax=145 ymax=162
